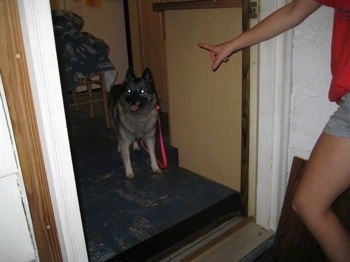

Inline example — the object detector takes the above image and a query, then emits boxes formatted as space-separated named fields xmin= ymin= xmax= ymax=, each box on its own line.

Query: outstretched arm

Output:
xmin=198 ymin=0 xmax=321 ymax=71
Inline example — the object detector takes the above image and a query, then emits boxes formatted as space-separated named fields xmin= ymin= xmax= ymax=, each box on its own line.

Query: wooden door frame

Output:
xmin=146 ymin=0 xmax=293 ymax=229
xmin=0 ymin=1 xmax=62 ymax=260
xmin=1 ymin=1 xmax=290 ymax=260
xmin=130 ymin=0 xmax=254 ymax=217
xmin=0 ymin=1 xmax=249 ymax=261
xmin=255 ymin=0 xmax=292 ymax=230
xmin=241 ymin=0 xmax=251 ymax=217
xmin=1 ymin=0 xmax=88 ymax=260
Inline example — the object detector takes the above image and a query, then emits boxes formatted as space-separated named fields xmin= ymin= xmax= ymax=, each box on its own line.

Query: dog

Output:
xmin=109 ymin=67 xmax=161 ymax=179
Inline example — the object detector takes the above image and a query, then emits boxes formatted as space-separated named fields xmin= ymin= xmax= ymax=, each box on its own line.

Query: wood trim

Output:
xmin=0 ymin=1 xmax=62 ymax=261
xmin=240 ymin=0 xmax=250 ymax=217
xmin=182 ymin=217 xmax=252 ymax=260
xmin=153 ymin=0 xmax=242 ymax=12
xmin=255 ymin=1 xmax=294 ymax=230
xmin=123 ymin=0 xmax=134 ymax=70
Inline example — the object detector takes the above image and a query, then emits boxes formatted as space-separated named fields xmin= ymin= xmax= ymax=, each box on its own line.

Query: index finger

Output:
xmin=198 ymin=42 xmax=214 ymax=52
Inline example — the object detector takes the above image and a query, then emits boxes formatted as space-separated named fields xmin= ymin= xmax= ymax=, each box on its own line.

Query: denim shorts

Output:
xmin=324 ymin=93 xmax=350 ymax=138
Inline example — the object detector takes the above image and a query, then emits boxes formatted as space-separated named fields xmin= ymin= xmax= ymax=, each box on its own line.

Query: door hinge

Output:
xmin=248 ymin=1 xmax=258 ymax=19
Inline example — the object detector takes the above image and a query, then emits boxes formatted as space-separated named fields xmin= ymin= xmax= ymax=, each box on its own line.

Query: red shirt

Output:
xmin=315 ymin=0 xmax=350 ymax=102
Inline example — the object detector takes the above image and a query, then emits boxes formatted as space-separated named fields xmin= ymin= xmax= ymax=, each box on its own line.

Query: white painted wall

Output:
xmin=288 ymin=6 xmax=335 ymax=168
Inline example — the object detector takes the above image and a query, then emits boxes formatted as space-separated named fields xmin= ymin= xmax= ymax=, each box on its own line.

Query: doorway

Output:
xmin=50 ymin=1 xmax=247 ymax=260
xmin=9 ymin=0 xmax=256 ymax=260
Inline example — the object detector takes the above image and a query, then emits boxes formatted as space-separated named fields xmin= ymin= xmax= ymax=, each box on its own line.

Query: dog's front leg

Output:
xmin=119 ymin=140 xmax=134 ymax=179
xmin=144 ymin=137 xmax=161 ymax=174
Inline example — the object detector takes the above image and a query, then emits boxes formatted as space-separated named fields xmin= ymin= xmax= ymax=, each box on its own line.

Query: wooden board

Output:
xmin=165 ymin=8 xmax=242 ymax=190
xmin=161 ymin=217 xmax=274 ymax=261
xmin=137 ymin=0 xmax=168 ymax=106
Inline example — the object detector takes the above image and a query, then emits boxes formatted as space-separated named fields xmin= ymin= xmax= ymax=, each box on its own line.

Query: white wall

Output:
xmin=288 ymin=6 xmax=335 ymax=169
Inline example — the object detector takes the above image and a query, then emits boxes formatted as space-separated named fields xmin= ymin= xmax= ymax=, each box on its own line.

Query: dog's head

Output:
xmin=121 ymin=67 xmax=157 ymax=112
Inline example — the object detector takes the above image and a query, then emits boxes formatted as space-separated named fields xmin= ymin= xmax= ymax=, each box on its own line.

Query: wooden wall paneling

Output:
xmin=137 ymin=0 xmax=168 ymax=109
xmin=165 ymin=8 xmax=242 ymax=191
xmin=154 ymin=0 xmax=250 ymax=213
xmin=127 ymin=0 xmax=142 ymax=76
xmin=0 ymin=1 xmax=62 ymax=261
xmin=154 ymin=0 xmax=242 ymax=11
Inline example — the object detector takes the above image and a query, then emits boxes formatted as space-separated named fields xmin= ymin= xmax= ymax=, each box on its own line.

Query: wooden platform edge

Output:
xmin=160 ymin=217 xmax=275 ymax=262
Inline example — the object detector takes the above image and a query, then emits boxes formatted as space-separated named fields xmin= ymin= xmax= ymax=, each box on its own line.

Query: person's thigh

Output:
xmin=295 ymin=132 xmax=350 ymax=215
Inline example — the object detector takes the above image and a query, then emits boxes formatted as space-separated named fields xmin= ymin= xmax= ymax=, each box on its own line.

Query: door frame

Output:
xmin=11 ymin=0 xmax=88 ymax=260
xmin=7 ymin=1 xmax=290 ymax=260
xmin=0 ymin=0 xmax=62 ymax=260
xmin=255 ymin=0 xmax=292 ymax=230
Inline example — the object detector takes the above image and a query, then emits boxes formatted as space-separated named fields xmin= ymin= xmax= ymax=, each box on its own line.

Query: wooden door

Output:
xmin=165 ymin=8 xmax=242 ymax=191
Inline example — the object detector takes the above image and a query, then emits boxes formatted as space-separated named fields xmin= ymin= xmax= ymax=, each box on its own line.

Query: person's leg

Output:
xmin=292 ymin=132 xmax=350 ymax=262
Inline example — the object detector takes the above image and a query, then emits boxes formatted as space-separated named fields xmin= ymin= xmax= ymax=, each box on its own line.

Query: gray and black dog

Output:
xmin=109 ymin=68 xmax=161 ymax=179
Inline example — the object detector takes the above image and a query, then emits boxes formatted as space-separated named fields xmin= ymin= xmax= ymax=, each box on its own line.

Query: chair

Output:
xmin=52 ymin=10 xmax=116 ymax=136
xmin=68 ymin=73 xmax=111 ymax=130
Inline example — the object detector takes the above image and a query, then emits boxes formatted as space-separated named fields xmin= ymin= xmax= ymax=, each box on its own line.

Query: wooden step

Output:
xmin=160 ymin=216 xmax=275 ymax=262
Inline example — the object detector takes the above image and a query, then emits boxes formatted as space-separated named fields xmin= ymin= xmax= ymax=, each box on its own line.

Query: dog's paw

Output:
xmin=153 ymin=167 xmax=162 ymax=174
xmin=126 ymin=172 xmax=135 ymax=180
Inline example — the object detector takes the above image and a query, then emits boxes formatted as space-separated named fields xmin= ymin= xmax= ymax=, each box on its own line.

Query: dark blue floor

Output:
xmin=69 ymin=108 xmax=240 ymax=262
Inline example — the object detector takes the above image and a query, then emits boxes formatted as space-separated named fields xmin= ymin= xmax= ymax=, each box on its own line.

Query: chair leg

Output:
xmin=72 ymin=89 xmax=79 ymax=111
xmin=63 ymin=90 xmax=75 ymax=137
xmin=87 ymin=82 xmax=94 ymax=118
xmin=100 ymin=73 xmax=111 ymax=128
xmin=67 ymin=74 xmax=111 ymax=130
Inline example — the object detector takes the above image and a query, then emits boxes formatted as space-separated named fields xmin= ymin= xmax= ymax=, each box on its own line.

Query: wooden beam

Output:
xmin=240 ymin=0 xmax=250 ymax=217
xmin=153 ymin=0 xmax=242 ymax=12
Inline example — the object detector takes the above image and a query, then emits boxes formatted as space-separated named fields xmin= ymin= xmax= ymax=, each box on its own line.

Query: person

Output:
xmin=198 ymin=0 xmax=350 ymax=261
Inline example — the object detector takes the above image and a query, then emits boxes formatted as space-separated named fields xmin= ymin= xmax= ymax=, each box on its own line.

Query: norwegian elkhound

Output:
xmin=109 ymin=68 xmax=161 ymax=179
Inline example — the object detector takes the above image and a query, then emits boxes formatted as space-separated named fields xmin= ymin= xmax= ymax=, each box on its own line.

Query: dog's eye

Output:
xmin=139 ymin=88 xmax=146 ymax=95
xmin=127 ymin=88 xmax=132 ymax=94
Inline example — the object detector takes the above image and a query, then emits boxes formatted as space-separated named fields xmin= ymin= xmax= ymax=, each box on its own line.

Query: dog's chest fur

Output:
xmin=116 ymin=102 xmax=158 ymax=139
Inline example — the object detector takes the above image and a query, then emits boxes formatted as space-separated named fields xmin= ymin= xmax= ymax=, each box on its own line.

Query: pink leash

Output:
xmin=141 ymin=105 xmax=168 ymax=169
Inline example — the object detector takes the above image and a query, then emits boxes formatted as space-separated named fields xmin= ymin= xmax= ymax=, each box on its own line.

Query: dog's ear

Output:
xmin=124 ymin=68 xmax=134 ymax=83
xmin=142 ymin=68 xmax=154 ymax=86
